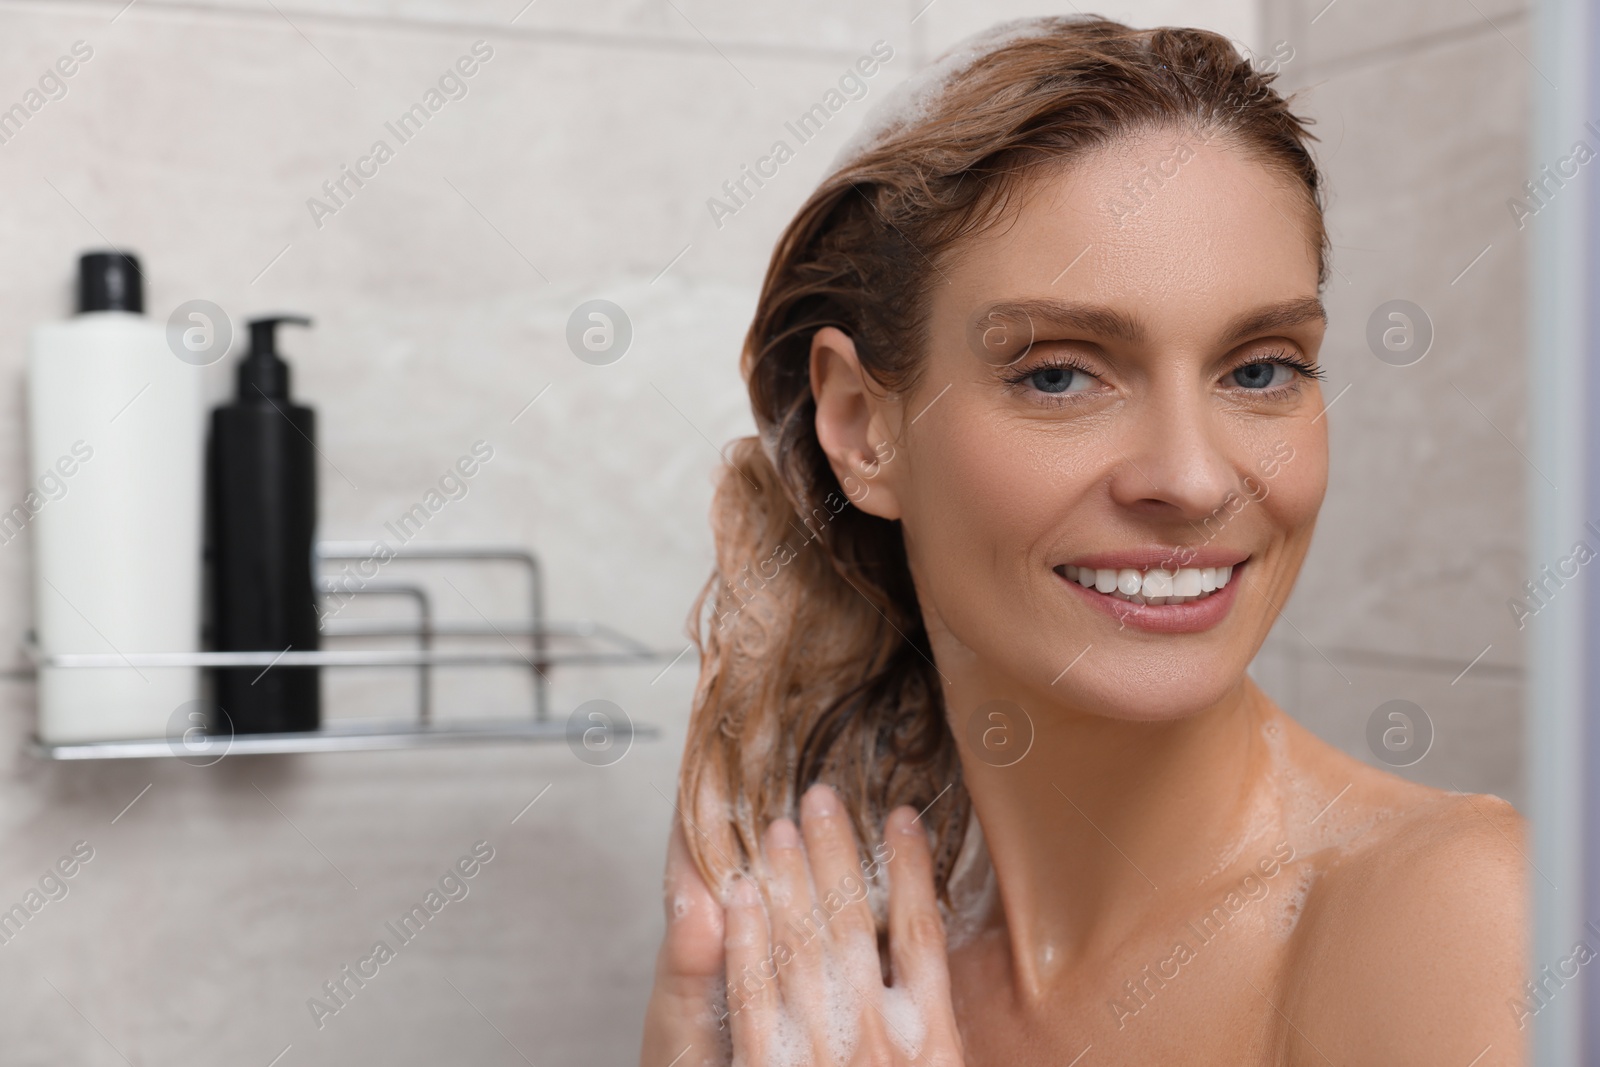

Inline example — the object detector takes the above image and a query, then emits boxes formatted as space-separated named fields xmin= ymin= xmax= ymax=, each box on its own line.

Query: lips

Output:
xmin=1052 ymin=551 xmax=1250 ymax=633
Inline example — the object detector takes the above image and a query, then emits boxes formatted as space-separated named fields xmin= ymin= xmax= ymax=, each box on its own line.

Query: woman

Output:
xmin=641 ymin=17 xmax=1525 ymax=1066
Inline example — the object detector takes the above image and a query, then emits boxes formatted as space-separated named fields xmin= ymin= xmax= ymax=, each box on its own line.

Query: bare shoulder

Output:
xmin=1278 ymin=781 xmax=1528 ymax=1066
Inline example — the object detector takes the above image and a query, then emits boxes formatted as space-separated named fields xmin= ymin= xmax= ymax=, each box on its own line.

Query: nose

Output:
xmin=1105 ymin=390 xmax=1240 ymax=523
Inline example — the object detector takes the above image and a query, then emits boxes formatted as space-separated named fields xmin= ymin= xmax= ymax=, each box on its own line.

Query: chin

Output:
xmin=1047 ymin=654 xmax=1252 ymax=723
xmin=935 ymin=575 xmax=1264 ymax=725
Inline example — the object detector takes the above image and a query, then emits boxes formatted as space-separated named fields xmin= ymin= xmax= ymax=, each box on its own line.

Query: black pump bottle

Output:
xmin=207 ymin=315 xmax=320 ymax=733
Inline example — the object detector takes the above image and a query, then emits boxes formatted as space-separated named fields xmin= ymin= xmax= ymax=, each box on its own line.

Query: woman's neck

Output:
xmin=952 ymin=674 xmax=1277 ymax=1003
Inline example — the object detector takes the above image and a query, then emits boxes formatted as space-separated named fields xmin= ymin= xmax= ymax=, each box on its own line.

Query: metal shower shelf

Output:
xmin=34 ymin=717 xmax=659 ymax=760
xmin=26 ymin=541 xmax=675 ymax=761
xmin=29 ymin=631 xmax=659 ymax=669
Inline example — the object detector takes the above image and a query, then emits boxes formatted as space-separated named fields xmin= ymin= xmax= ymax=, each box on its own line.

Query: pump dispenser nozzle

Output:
xmin=239 ymin=314 xmax=311 ymax=401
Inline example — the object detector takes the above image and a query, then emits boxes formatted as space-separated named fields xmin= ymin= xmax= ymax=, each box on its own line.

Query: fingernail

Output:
xmin=802 ymin=782 xmax=840 ymax=818
xmin=888 ymin=806 xmax=920 ymax=836
xmin=766 ymin=817 xmax=800 ymax=850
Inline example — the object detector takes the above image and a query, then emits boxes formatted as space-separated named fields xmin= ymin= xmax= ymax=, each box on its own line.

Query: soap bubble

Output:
xmin=566 ymin=299 xmax=632 ymax=366
xmin=963 ymin=699 xmax=1034 ymax=767
xmin=1365 ymin=698 xmax=1433 ymax=767
xmin=827 ymin=18 xmax=1061 ymax=175
xmin=166 ymin=299 xmax=234 ymax=366
xmin=1365 ymin=299 xmax=1432 ymax=367
xmin=565 ymin=698 xmax=634 ymax=766
xmin=165 ymin=699 xmax=233 ymax=767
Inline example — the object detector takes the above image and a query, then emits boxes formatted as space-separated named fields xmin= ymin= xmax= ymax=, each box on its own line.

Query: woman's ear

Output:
xmin=809 ymin=326 xmax=903 ymax=521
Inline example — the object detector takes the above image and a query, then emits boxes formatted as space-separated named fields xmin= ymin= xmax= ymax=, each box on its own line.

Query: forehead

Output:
xmin=939 ymin=131 xmax=1323 ymax=338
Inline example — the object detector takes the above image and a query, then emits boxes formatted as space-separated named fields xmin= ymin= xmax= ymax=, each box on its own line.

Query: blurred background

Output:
xmin=0 ymin=0 xmax=1534 ymax=1062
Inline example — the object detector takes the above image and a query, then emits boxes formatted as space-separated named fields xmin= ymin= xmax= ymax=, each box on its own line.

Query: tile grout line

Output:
xmin=15 ymin=0 xmax=872 ymax=64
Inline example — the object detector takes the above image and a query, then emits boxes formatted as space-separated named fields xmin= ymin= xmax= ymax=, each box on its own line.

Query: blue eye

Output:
xmin=1004 ymin=358 xmax=1100 ymax=403
xmin=1027 ymin=365 xmax=1091 ymax=394
xmin=1231 ymin=361 xmax=1295 ymax=390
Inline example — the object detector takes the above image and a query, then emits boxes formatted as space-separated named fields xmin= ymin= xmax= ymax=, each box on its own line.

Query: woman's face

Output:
xmin=885 ymin=130 xmax=1328 ymax=721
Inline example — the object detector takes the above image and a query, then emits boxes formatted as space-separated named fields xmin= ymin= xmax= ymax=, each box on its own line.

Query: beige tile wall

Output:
xmin=0 ymin=0 xmax=1519 ymax=1062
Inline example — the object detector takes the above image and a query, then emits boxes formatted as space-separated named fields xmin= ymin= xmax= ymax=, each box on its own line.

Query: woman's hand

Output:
xmin=724 ymin=784 xmax=965 ymax=1067
xmin=639 ymin=816 xmax=730 ymax=1067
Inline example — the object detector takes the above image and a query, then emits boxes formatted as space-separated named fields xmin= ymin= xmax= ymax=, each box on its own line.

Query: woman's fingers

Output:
xmin=884 ymin=806 xmax=953 ymax=1006
xmin=644 ymin=801 xmax=965 ymax=1067
xmin=724 ymin=875 xmax=779 ymax=1063
xmin=759 ymin=818 xmax=831 ymax=1021
xmin=638 ymin=819 xmax=727 ymax=1067
xmin=662 ymin=817 xmax=725 ymax=978
xmin=799 ymin=784 xmax=885 ymax=991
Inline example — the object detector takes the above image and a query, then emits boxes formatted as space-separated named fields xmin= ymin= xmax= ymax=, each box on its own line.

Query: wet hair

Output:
xmin=677 ymin=15 xmax=1326 ymax=911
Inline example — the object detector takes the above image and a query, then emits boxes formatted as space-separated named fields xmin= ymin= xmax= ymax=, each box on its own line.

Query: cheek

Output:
xmin=1258 ymin=434 xmax=1327 ymax=538
xmin=898 ymin=406 xmax=1103 ymax=601
xmin=906 ymin=420 xmax=1038 ymax=553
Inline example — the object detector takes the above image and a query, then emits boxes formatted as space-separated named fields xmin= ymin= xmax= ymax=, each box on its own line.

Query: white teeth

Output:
xmin=1140 ymin=569 xmax=1174 ymax=598
xmin=1174 ymin=568 xmax=1202 ymax=597
xmin=1062 ymin=561 xmax=1242 ymax=605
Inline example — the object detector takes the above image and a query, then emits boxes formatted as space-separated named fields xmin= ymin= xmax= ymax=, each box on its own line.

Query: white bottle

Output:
xmin=27 ymin=252 xmax=204 ymax=742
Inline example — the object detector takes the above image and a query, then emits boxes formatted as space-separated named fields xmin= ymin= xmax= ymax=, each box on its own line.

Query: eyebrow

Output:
xmin=979 ymin=299 xmax=1143 ymax=345
xmin=975 ymin=296 xmax=1327 ymax=349
xmin=1218 ymin=297 xmax=1328 ymax=347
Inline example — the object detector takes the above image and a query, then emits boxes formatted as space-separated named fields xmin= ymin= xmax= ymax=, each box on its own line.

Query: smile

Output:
xmin=1057 ymin=563 xmax=1234 ymax=606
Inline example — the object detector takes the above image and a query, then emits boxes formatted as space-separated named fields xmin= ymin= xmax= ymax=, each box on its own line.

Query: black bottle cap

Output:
xmin=239 ymin=314 xmax=312 ymax=401
xmin=77 ymin=251 xmax=143 ymax=313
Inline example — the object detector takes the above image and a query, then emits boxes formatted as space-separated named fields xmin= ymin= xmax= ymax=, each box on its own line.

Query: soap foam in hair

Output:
xmin=828 ymin=16 xmax=1078 ymax=174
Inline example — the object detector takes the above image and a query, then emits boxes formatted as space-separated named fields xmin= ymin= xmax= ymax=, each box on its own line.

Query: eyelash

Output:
xmin=1000 ymin=348 xmax=1326 ymax=405
xmin=998 ymin=354 xmax=1098 ymax=398
xmin=1245 ymin=349 xmax=1327 ymax=385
